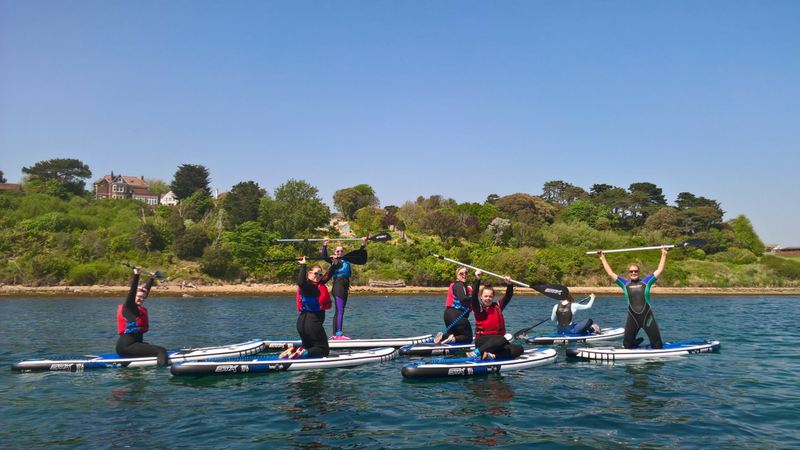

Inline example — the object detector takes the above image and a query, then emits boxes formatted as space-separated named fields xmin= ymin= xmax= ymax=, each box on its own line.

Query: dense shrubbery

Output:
xmin=0 ymin=176 xmax=796 ymax=289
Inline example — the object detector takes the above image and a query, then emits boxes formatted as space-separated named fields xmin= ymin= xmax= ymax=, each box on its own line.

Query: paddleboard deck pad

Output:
xmin=525 ymin=327 xmax=625 ymax=345
xmin=11 ymin=339 xmax=266 ymax=372
xmin=399 ymin=342 xmax=475 ymax=356
xmin=401 ymin=348 xmax=557 ymax=379
xmin=170 ymin=346 xmax=398 ymax=376
xmin=565 ymin=339 xmax=721 ymax=361
xmin=263 ymin=335 xmax=432 ymax=350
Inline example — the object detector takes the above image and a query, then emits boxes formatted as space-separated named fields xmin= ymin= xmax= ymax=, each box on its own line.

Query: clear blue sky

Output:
xmin=1 ymin=1 xmax=798 ymax=245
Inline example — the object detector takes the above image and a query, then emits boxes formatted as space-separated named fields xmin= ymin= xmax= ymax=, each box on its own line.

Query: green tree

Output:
xmin=421 ymin=210 xmax=464 ymax=243
xmin=729 ymin=214 xmax=764 ymax=256
xmin=184 ymin=189 xmax=215 ymax=217
xmin=643 ymin=206 xmax=681 ymax=238
xmin=0 ymin=170 xmax=6 ymax=183
xmin=495 ymin=193 xmax=556 ymax=227
xmin=259 ymin=179 xmax=330 ymax=237
xmin=333 ymin=184 xmax=380 ymax=220
xmin=173 ymin=226 xmax=210 ymax=258
xmin=144 ymin=178 xmax=170 ymax=197
xmin=21 ymin=158 xmax=92 ymax=195
xmin=352 ymin=207 xmax=384 ymax=235
xmin=678 ymin=206 xmax=723 ymax=234
xmin=590 ymin=185 xmax=630 ymax=218
xmin=565 ymin=200 xmax=617 ymax=228
xmin=485 ymin=194 xmax=499 ymax=205
xmin=170 ymin=164 xmax=211 ymax=200
xmin=221 ymin=181 xmax=265 ymax=228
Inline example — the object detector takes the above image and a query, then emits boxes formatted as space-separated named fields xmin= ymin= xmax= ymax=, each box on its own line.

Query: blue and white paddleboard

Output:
xmin=170 ymin=346 xmax=398 ymax=376
xmin=262 ymin=335 xmax=432 ymax=350
xmin=399 ymin=342 xmax=475 ymax=356
xmin=400 ymin=348 xmax=557 ymax=379
xmin=11 ymin=339 xmax=267 ymax=372
xmin=525 ymin=327 xmax=625 ymax=345
xmin=565 ymin=339 xmax=721 ymax=361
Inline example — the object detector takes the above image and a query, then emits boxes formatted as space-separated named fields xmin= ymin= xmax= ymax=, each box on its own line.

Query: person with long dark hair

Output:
xmin=116 ymin=266 xmax=167 ymax=365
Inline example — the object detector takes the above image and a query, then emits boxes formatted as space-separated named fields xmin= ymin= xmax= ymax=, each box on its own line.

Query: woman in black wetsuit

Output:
xmin=116 ymin=266 xmax=168 ymax=366
xmin=281 ymin=256 xmax=334 ymax=359
xmin=434 ymin=267 xmax=478 ymax=344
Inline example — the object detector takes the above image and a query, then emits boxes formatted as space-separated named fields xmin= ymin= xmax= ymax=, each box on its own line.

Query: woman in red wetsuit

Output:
xmin=116 ymin=266 xmax=168 ymax=365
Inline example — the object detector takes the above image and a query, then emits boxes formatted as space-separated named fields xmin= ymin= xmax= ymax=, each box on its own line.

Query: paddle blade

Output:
xmin=153 ymin=270 xmax=167 ymax=281
xmin=677 ymin=239 xmax=707 ymax=248
xmin=368 ymin=232 xmax=392 ymax=242
xmin=340 ymin=249 xmax=368 ymax=265
xmin=529 ymin=284 xmax=570 ymax=301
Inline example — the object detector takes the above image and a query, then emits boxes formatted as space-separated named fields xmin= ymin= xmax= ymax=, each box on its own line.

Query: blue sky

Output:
xmin=1 ymin=1 xmax=798 ymax=245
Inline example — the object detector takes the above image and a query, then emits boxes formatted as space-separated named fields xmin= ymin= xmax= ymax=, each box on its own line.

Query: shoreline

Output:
xmin=2 ymin=284 xmax=799 ymax=298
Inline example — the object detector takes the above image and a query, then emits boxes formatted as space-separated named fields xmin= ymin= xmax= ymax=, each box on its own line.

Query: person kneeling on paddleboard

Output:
xmin=116 ymin=267 xmax=168 ymax=366
xmin=435 ymin=267 xmax=478 ymax=344
xmin=281 ymin=257 xmax=334 ymax=359
xmin=598 ymin=246 xmax=668 ymax=349
xmin=551 ymin=293 xmax=599 ymax=335
xmin=469 ymin=273 xmax=524 ymax=361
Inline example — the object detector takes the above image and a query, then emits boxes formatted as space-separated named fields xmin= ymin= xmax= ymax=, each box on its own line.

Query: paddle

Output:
xmin=272 ymin=232 xmax=391 ymax=243
xmin=261 ymin=248 xmax=368 ymax=265
xmin=427 ymin=252 xmax=570 ymax=301
xmin=123 ymin=263 xmax=167 ymax=281
xmin=582 ymin=239 xmax=707 ymax=255
xmin=511 ymin=296 xmax=591 ymax=340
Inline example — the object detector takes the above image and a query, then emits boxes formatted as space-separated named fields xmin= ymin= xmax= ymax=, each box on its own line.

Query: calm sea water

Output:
xmin=2 ymin=294 xmax=799 ymax=449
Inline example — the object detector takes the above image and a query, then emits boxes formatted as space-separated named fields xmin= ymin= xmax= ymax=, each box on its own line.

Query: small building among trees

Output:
xmin=93 ymin=172 xmax=159 ymax=205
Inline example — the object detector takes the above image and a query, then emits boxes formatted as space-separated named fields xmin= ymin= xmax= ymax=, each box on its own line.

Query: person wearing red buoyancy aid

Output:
xmin=116 ymin=266 xmax=168 ymax=366
xmin=469 ymin=272 xmax=524 ymax=361
xmin=281 ymin=256 xmax=334 ymax=359
xmin=434 ymin=267 xmax=479 ymax=344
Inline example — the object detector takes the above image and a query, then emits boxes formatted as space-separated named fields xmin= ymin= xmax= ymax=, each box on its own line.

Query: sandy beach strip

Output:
xmin=1 ymin=284 xmax=799 ymax=298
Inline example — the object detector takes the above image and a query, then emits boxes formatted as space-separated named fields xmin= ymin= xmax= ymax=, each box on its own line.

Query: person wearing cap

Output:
xmin=598 ymin=246 xmax=668 ymax=349
xmin=281 ymin=256 xmax=334 ymax=359
xmin=469 ymin=273 xmax=524 ymax=360
xmin=434 ymin=267 xmax=478 ymax=344
xmin=116 ymin=266 xmax=167 ymax=365
xmin=321 ymin=236 xmax=368 ymax=340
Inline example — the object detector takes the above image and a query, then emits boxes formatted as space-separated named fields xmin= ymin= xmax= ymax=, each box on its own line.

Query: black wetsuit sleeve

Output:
xmin=125 ymin=273 xmax=140 ymax=311
xmin=320 ymin=263 xmax=335 ymax=284
xmin=469 ymin=279 xmax=482 ymax=311
xmin=453 ymin=281 xmax=471 ymax=305
xmin=297 ymin=264 xmax=307 ymax=287
xmin=144 ymin=276 xmax=155 ymax=293
xmin=297 ymin=264 xmax=322 ymax=298
xmin=499 ymin=285 xmax=514 ymax=310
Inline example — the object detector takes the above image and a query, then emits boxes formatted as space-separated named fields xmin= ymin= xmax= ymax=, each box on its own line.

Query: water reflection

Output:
xmin=621 ymin=361 xmax=674 ymax=419
xmin=465 ymin=376 xmax=516 ymax=417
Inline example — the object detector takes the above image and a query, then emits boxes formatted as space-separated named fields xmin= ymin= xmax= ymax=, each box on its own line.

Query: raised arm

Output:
xmin=598 ymin=251 xmax=619 ymax=282
xmin=653 ymin=246 xmax=668 ymax=279
xmin=499 ymin=276 xmax=514 ymax=309
xmin=360 ymin=236 xmax=367 ymax=250
xmin=125 ymin=269 xmax=141 ymax=310
xmin=321 ymin=238 xmax=329 ymax=258
xmin=573 ymin=293 xmax=596 ymax=311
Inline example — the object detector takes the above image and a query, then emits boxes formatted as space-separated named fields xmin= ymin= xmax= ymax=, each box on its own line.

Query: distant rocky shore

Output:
xmin=2 ymin=283 xmax=799 ymax=298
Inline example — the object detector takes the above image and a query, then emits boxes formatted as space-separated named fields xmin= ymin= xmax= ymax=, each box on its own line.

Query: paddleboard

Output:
xmin=11 ymin=339 xmax=267 ymax=372
xmin=525 ymin=327 xmax=625 ymax=345
xmin=170 ymin=346 xmax=398 ymax=376
xmin=399 ymin=342 xmax=475 ymax=356
xmin=262 ymin=335 xmax=433 ymax=350
xmin=400 ymin=348 xmax=557 ymax=379
xmin=565 ymin=339 xmax=721 ymax=361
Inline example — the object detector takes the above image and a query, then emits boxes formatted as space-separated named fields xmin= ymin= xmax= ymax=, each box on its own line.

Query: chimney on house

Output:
xmin=111 ymin=171 xmax=114 ymax=178
xmin=141 ymin=176 xmax=144 ymax=181
xmin=215 ymin=189 xmax=219 ymax=199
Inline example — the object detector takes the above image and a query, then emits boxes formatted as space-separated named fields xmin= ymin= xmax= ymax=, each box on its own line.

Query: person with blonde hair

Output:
xmin=434 ymin=266 xmax=478 ymax=344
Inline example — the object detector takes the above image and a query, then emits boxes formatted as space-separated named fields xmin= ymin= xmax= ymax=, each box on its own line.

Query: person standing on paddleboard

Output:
xmin=116 ymin=266 xmax=168 ymax=366
xmin=469 ymin=273 xmax=524 ymax=360
xmin=321 ymin=236 xmax=368 ymax=340
xmin=435 ymin=267 xmax=478 ymax=344
xmin=282 ymin=256 xmax=334 ymax=359
xmin=598 ymin=246 xmax=668 ymax=349
xmin=551 ymin=293 xmax=598 ymax=335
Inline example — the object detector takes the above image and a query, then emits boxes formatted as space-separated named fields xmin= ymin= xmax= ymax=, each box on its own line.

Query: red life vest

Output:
xmin=117 ymin=304 xmax=149 ymax=335
xmin=473 ymin=303 xmax=506 ymax=336
xmin=445 ymin=282 xmax=472 ymax=311
xmin=296 ymin=282 xmax=332 ymax=312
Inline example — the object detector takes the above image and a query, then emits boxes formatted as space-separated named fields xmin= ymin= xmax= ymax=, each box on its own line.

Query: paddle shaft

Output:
xmin=512 ymin=296 xmax=591 ymax=339
xmin=123 ymin=263 xmax=165 ymax=280
xmin=428 ymin=253 xmax=527 ymax=288
xmin=273 ymin=232 xmax=390 ymax=243
xmin=583 ymin=239 xmax=706 ymax=255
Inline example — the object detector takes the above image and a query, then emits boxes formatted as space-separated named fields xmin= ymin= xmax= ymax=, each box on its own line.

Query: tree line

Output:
xmin=0 ymin=158 xmax=797 ymax=289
